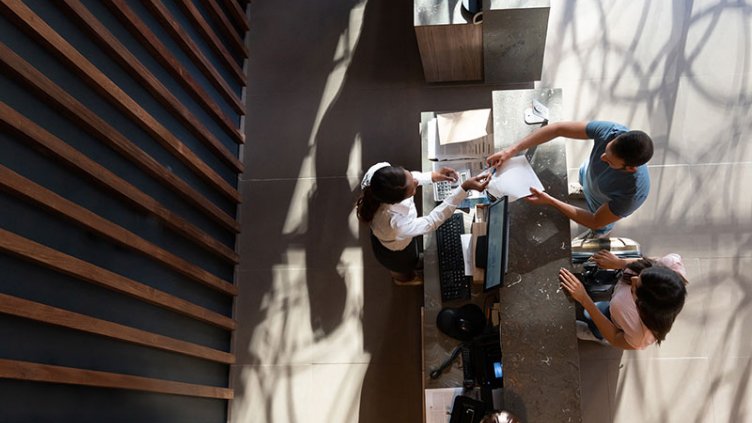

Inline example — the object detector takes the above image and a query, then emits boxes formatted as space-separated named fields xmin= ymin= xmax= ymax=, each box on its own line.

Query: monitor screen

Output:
xmin=483 ymin=196 xmax=509 ymax=291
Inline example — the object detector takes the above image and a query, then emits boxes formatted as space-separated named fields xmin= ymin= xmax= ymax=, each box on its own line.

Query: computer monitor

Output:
xmin=483 ymin=196 xmax=510 ymax=291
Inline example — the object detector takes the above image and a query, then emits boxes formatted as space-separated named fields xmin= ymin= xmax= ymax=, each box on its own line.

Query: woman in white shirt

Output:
xmin=356 ymin=162 xmax=489 ymax=283
xmin=559 ymin=250 xmax=688 ymax=350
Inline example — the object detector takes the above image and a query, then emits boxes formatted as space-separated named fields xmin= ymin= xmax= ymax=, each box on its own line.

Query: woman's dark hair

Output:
xmin=611 ymin=130 xmax=653 ymax=167
xmin=623 ymin=257 xmax=654 ymax=280
xmin=356 ymin=166 xmax=409 ymax=222
xmin=632 ymin=265 xmax=687 ymax=344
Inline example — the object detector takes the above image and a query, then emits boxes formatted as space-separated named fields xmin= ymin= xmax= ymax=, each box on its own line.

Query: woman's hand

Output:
xmin=486 ymin=147 xmax=515 ymax=169
xmin=592 ymin=250 xmax=627 ymax=270
xmin=524 ymin=187 xmax=552 ymax=205
xmin=431 ymin=167 xmax=459 ymax=183
xmin=461 ymin=174 xmax=490 ymax=192
xmin=559 ymin=268 xmax=588 ymax=304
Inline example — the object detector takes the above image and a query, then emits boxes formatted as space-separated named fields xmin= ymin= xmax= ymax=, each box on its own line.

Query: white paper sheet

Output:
xmin=460 ymin=233 xmax=473 ymax=276
xmin=436 ymin=108 xmax=491 ymax=145
xmin=424 ymin=387 xmax=464 ymax=423
xmin=486 ymin=155 xmax=544 ymax=202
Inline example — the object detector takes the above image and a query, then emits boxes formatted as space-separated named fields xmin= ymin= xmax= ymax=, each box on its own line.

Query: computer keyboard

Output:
xmin=435 ymin=213 xmax=472 ymax=302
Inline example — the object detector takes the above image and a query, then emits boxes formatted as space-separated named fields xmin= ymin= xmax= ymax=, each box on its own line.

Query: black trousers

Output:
xmin=370 ymin=233 xmax=420 ymax=274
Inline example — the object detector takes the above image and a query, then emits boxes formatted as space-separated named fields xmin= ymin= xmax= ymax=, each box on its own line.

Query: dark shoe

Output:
xmin=393 ymin=275 xmax=423 ymax=286
xmin=392 ymin=269 xmax=423 ymax=286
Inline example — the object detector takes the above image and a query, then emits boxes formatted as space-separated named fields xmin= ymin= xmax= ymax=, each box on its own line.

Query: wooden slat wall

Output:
xmin=0 ymin=0 xmax=247 ymax=421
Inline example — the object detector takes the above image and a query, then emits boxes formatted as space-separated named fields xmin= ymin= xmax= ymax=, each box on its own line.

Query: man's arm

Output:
xmin=527 ymin=188 xmax=621 ymax=230
xmin=487 ymin=121 xmax=590 ymax=168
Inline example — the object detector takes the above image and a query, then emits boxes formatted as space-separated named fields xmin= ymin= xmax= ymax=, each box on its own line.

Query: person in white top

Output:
xmin=356 ymin=162 xmax=490 ymax=283
xmin=559 ymin=250 xmax=688 ymax=350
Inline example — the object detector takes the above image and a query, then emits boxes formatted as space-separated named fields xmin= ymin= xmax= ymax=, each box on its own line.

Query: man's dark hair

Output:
xmin=611 ymin=130 xmax=653 ymax=167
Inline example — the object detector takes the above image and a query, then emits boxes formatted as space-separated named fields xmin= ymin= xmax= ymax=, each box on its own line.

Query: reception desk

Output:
xmin=420 ymin=88 xmax=582 ymax=423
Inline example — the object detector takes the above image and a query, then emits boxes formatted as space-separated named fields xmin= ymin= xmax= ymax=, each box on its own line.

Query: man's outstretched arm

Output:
xmin=487 ymin=121 xmax=590 ymax=168
xmin=527 ymin=188 xmax=621 ymax=230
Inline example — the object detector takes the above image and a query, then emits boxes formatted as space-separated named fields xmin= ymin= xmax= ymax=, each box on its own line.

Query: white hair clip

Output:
xmin=361 ymin=162 xmax=391 ymax=189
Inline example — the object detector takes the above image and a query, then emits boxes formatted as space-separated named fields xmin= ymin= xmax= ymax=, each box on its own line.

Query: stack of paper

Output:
xmin=425 ymin=109 xmax=494 ymax=161
xmin=436 ymin=109 xmax=491 ymax=145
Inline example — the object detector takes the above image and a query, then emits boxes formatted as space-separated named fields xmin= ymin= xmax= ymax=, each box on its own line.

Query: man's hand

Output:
xmin=524 ymin=187 xmax=552 ymax=205
xmin=592 ymin=250 xmax=627 ymax=270
xmin=559 ymin=268 xmax=588 ymax=304
xmin=431 ymin=167 xmax=459 ymax=183
xmin=461 ymin=174 xmax=490 ymax=192
xmin=486 ymin=147 xmax=515 ymax=169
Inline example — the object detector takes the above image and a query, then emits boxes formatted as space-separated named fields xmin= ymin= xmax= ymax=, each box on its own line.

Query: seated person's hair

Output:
xmin=623 ymin=259 xmax=688 ymax=344
xmin=356 ymin=166 xmax=409 ymax=222
xmin=611 ymin=130 xmax=653 ymax=167
xmin=635 ymin=266 xmax=687 ymax=344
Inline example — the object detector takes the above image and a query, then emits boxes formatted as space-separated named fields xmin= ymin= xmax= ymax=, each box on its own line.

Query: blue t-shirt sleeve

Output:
xmin=586 ymin=121 xmax=629 ymax=147
xmin=607 ymin=195 xmax=634 ymax=217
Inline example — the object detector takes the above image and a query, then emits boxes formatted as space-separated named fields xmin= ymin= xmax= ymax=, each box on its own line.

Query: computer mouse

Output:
xmin=436 ymin=304 xmax=486 ymax=341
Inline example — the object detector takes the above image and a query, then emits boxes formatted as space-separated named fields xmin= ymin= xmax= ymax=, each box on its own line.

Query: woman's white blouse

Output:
xmin=370 ymin=171 xmax=468 ymax=251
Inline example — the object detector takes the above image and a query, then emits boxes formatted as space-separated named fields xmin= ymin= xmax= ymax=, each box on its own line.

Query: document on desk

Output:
xmin=426 ymin=117 xmax=494 ymax=160
xmin=486 ymin=155 xmax=545 ymax=202
xmin=436 ymin=108 xmax=491 ymax=145
xmin=460 ymin=234 xmax=473 ymax=276
xmin=424 ymin=387 xmax=465 ymax=423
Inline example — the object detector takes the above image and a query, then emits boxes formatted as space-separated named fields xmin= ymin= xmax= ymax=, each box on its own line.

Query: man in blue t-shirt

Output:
xmin=486 ymin=121 xmax=652 ymax=239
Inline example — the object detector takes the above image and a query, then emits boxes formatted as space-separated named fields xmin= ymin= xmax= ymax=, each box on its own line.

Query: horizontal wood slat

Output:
xmin=0 ymin=293 xmax=235 ymax=364
xmin=176 ymin=0 xmax=245 ymax=83
xmin=0 ymin=41 xmax=240 ymax=233
xmin=0 ymin=228 xmax=235 ymax=330
xmin=0 ymin=359 xmax=233 ymax=399
xmin=0 ymin=0 xmax=241 ymax=203
xmin=199 ymin=0 xmax=248 ymax=58
xmin=60 ymin=0 xmax=243 ymax=178
xmin=0 ymin=165 xmax=238 ymax=296
xmin=105 ymin=0 xmax=245 ymax=140
xmin=223 ymin=0 xmax=249 ymax=33
xmin=142 ymin=0 xmax=245 ymax=108
xmin=0 ymin=102 xmax=238 ymax=264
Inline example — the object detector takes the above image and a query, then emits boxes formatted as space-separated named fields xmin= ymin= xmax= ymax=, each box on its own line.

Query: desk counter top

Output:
xmin=420 ymin=88 xmax=582 ymax=423
xmin=491 ymin=88 xmax=581 ymax=423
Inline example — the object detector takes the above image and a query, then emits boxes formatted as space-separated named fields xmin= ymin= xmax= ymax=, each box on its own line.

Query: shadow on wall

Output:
xmin=548 ymin=1 xmax=752 ymax=422
xmin=234 ymin=0 xmax=520 ymax=421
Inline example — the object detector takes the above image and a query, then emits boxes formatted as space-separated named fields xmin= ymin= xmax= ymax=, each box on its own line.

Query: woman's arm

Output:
xmin=559 ymin=268 xmax=636 ymax=350
xmin=392 ymin=175 xmax=489 ymax=239
xmin=591 ymin=250 xmax=641 ymax=270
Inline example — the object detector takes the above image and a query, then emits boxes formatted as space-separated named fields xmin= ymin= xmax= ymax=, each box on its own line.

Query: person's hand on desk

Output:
xmin=461 ymin=174 xmax=490 ymax=192
xmin=431 ymin=167 xmax=459 ymax=183
xmin=559 ymin=268 xmax=588 ymax=304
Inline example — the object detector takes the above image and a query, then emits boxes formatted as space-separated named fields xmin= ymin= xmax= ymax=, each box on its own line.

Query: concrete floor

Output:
xmin=231 ymin=1 xmax=752 ymax=422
